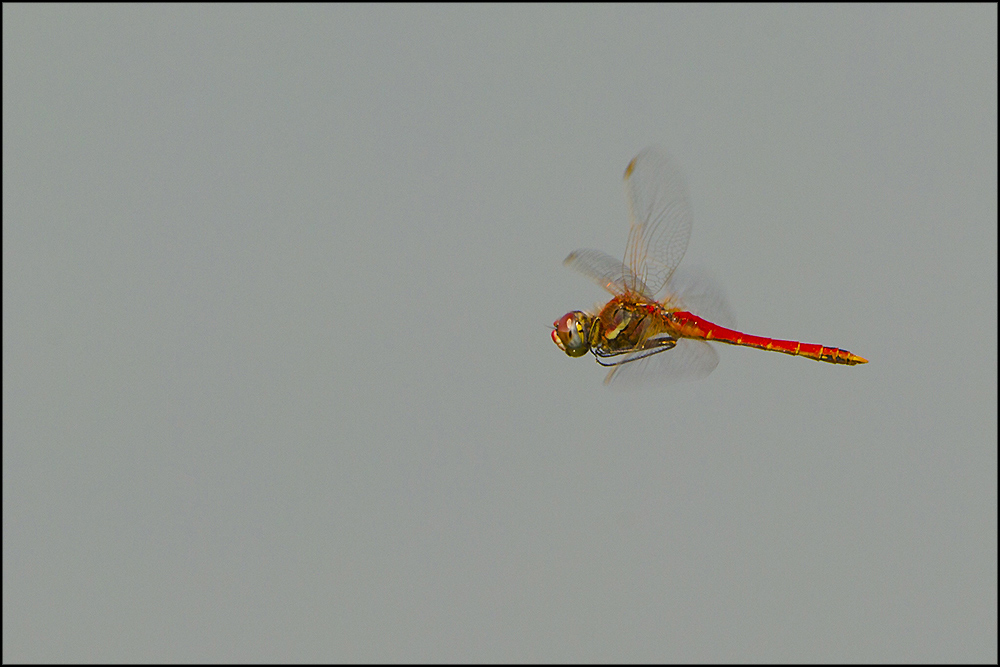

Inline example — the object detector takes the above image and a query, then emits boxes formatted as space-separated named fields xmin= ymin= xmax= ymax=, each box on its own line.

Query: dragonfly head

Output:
xmin=552 ymin=311 xmax=594 ymax=357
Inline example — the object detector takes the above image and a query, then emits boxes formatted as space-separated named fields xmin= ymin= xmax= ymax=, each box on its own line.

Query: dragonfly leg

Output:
xmin=593 ymin=336 xmax=677 ymax=366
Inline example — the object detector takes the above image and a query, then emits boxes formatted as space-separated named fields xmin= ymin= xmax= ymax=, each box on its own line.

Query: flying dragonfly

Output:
xmin=551 ymin=147 xmax=867 ymax=385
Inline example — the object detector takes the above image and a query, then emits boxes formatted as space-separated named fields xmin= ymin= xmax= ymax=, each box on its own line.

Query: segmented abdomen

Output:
xmin=668 ymin=312 xmax=867 ymax=365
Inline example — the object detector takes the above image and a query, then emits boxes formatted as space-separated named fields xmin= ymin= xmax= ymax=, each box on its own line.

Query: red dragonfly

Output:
xmin=551 ymin=146 xmax=867 ymax=385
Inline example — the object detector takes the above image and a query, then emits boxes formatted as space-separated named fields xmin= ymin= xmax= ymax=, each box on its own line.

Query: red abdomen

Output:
xmin=669 ymin=312 xmax=867 ymax=365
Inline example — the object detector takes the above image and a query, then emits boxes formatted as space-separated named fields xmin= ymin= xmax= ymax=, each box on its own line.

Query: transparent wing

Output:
xmin=603 ymin=338 xmax=719 ymax=388
xmin=662 ymin=267 xmax=736 ymax=329
xmin=623 ymin=146 xmax=692 ymax=298
xmin=563 ymin=248 xmax=655 ymax=299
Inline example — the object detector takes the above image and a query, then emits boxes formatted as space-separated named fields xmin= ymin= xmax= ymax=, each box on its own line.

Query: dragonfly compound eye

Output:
xmin=552 ymin=311 xmax=592 ymax=357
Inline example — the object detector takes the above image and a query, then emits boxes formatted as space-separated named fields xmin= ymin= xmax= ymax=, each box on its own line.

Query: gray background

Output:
xmin=4 ymin=5 xmax=996 ymax=662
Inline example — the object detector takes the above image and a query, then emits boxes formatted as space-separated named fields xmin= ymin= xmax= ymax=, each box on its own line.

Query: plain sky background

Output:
xmin=4 ymin=5 xmax=996 ymax=662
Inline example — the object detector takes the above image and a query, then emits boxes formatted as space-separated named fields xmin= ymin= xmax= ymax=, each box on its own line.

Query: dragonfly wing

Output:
xmin=603 ymin=338 xmax=719 ymax=387
xmin=563 ymin=248 xmax=654 ymax=298
xmin=623 ymin=146 xmax=692 ymax=298
xmin=663 ymin=266 xmax=737 ymax=330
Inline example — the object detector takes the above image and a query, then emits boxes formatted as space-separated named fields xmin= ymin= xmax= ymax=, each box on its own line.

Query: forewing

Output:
xmin=623 ymin=147 xmax=693 ymax=298
xmin=563 ymin=248 xmax=654 ymax=299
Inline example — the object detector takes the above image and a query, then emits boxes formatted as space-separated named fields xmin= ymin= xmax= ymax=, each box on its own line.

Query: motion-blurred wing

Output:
xmin=662 ymin=267 xmax=736 ymax=329
xmin=563 ymin=248 xmax=654 ymax=299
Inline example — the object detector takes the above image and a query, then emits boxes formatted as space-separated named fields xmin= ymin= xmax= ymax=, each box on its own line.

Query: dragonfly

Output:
xmin=551 ymin=146 xmax=867 ymax=385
